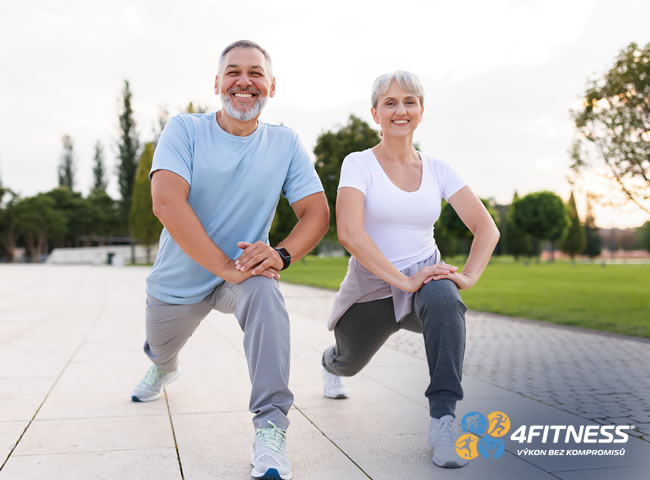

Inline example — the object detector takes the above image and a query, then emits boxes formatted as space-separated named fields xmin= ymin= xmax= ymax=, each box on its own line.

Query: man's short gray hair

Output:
xmin=371 ymin=71 xmax=424 ymax=108
xmin=218 ymin=40 xmax=273 ymax=76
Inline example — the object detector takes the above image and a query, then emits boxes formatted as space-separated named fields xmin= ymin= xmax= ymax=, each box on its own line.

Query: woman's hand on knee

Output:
xmin=406 ymin=263 xmax=458 ymax=292
xmin=433 ymin=271 xmax=477 ymax=290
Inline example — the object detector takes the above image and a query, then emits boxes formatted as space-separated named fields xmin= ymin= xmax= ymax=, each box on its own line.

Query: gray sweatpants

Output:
xmin=322 ymin=279 xmax=467 ymax=419
xmin=143 ymin=276 xmax=293 ymax=431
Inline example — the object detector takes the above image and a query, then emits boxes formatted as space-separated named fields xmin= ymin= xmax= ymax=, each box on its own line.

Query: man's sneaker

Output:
xmin=429 ymin=415 xmax=469 ymax=468
xmin=251 ymin=421 xmax=292 ymax=480
xmin=131 ymin=364 xmax=179 ymax=402
xmin=321 ymin=364 xmax=349 ymax=399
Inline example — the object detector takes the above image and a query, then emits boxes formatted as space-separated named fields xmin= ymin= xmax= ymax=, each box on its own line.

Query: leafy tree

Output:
xmin=513 ymin=191 xmax=570 ymax=261
xmin=87 ymin=190 xmax=121 ymax=243
xmin=92 ymin=140 xmax=107 ymax=193
xmin=438 ymin=196 xmax=498 ymax=256
xmin=439 ymin=197 xmax=498 ymax=239
xmin=44 ymin=187 xmax=94 ymax=247
xmin=637 ymin=221 xmax=650 ymax=252
xmin=153 ymin=107 xmax=169 ymax=145
xmin=269 ymin=197 xmax=296 ymax=247
xmin=434 ymin=202 xmax=456 ymax=257
xmin=504 ymin=192 xmax=533 ymax=261
xmin=583 ymin=194 xmax=602 ymax=258
xmin=571 ymin=42 xmax=650 ymax=214
xmin=0 ymin=185 xmax=19 ymax=262
xmin=561 ymin=191 xmax=586 ymax=261
xmin=314 ymin=115 xmax=380 ymax=238
xmin=491 ymin=202 xmax=509 ymax=256
xmin=129 ymin=143 xmax=162 ymax=263
xmin=58 ymin=135 xmax=75 ymax=191
xmin=14 ymin=195 xmax=67 ymax=261
xmin=117 ymin=80 xmax=140 ymax=229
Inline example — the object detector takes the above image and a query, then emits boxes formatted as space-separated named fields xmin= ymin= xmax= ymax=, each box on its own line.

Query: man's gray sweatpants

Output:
xmin=323 ymin=279 xmax=466 ymax=419
xmin=143 ymin=276 xmax=293 ymax=431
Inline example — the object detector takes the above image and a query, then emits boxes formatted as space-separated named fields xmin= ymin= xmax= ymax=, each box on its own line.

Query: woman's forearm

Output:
xmin=339 ymin=229 xmax=411 ymax=290
xmin=461 ymin=221 xmax=500 ymax=283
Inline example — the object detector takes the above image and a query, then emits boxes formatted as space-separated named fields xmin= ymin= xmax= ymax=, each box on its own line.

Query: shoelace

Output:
xmin=144 ymin=366 xmax=164 ymax=386
xmin=256 ymin=421 xmax=287 ymax=453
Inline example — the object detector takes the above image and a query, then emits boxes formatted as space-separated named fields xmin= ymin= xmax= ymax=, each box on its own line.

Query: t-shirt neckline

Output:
xmin=367 ymin=149 xmax=425 ymax=193
xmin=212 ymin=111 xmax=262 ymax=142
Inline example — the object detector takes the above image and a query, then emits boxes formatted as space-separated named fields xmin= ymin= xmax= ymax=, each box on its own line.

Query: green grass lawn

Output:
xmin=281 ymin=256 xmax=650 ymax=338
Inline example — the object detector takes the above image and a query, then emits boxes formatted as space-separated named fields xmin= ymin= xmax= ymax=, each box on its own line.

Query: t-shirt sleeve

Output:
xmin=150 ymin=116 xmax=193 ymax=185
xmin=338 ymin=153 xmax=368 ymax=195
xmin=282 ymin=134 xmax=324 ymax=205
xmin=437 ymin=158 xmax=467 ymax=201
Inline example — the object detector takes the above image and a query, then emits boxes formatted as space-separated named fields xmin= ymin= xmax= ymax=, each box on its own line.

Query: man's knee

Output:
xmin=237 ymin=276 xmax=282 ymax=303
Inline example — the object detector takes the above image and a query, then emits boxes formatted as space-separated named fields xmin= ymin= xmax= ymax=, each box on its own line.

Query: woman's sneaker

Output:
xmin=429 ymin=415 xmax=468 ymax=468
xmin=321 ymin=364 xmax=349 ymax=399
xmin=251 ymin=421 xmax=292 ymax=480
xmin=131 ymin=364 xmax=179 ymax=402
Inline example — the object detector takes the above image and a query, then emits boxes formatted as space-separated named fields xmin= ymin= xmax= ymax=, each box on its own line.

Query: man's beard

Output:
xmin=220 ymin=88 xmax=268 ymax=121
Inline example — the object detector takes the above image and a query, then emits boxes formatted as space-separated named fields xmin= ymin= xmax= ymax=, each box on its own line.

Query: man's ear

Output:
xmin=214 ymin=75 xmax=220 ymax=94
xmin=269 ymin=77 xmax=276 ymax=98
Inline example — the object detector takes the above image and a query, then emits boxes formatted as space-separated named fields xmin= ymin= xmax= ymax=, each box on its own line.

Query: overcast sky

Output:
xmin=1 ymin=0 xmax=649 ymax=228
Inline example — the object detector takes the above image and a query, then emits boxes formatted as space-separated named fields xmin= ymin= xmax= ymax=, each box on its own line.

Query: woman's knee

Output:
xmin=327 ymin=355 xmax=366 ymax=377
xmin=415 ymin=279 xmax=467 ymax=319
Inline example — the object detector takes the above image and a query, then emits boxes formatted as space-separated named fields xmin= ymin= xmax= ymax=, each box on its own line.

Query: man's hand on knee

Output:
xmin=222 ymin=258 xmax=280 ymax=283
xmin=235 ymin=241 xmax=283 ymax=279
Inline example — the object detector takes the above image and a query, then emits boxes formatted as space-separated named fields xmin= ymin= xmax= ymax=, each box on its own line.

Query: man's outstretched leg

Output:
xmin=132 ymin=294 xmax=211 ymax=402
xmin=218 ymin=276 xmax=293 ymax=480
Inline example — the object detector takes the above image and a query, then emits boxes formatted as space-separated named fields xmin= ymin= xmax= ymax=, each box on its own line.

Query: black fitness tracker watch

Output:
xmin=274 ymin=247 xmax=291 ymax=271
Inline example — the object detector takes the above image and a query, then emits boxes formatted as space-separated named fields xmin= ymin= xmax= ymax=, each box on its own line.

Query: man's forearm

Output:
xmin=155 ymin=199 xmax=234 ymax=279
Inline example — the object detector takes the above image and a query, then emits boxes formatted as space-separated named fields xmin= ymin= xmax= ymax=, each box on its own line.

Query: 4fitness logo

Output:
xmin=456 ymin=411 xmax=510 ymax=460
xmin=455 ymin=411 xmax=634 ymax=461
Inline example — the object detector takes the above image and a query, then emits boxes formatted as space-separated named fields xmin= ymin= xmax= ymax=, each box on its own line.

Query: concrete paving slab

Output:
xmin=0 ymin=448 xmax=181 ymax=480
xmin=0 ymin=421 xmax=27 ymax=465
xmin=299 ymin=400 xmax=429 ymax=440
xmin=172 ymin=409 xmax=369 ymax=479
xmin=330 ymin=434 xmax=557 ymax=480
xmin=552 ymin=465 xmax=650 ymax=480
xmin=12 ymin=415 xmax=175 ymax=456
xmin=0 ymin=377 xmax=55 ymax=421
xmin=36 ymin=390 xmax=169 ymax=420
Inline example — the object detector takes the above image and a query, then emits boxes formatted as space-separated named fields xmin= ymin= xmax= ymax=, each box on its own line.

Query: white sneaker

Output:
xmin=321 ymin=364 xmax=349 ymax=399
xmin=131 ymin=364 xmax=179 ymax=402
xmin=251 ymin=421 xmax=292 ymax=480
xmin=429 ymin=415 xmax=469 ymax=468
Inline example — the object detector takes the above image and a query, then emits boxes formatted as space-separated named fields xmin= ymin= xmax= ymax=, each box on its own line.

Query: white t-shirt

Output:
xmin=338 ymin=149 xmax=466 ymax=270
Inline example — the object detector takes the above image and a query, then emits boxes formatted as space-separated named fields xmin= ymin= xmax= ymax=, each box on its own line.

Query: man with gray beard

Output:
xmin=131 ymin=40 xmax=329 ymax=480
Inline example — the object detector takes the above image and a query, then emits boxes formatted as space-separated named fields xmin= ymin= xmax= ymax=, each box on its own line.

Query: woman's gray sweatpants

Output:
xmin=322 ymin=279 xmax=467 ymax=419
xmin=143 ymin=276 xmax=293 ymax=431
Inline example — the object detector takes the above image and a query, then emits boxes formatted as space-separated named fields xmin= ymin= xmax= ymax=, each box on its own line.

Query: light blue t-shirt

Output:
xmin=146 ymin=112 xmax=324 ymax=304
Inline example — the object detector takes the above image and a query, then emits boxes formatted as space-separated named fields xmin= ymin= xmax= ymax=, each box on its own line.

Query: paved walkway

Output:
xmin=1 ymin=265 xmax=649 ymax=480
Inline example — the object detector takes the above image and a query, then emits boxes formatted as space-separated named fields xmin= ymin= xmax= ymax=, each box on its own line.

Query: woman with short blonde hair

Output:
xmin=321 ymin=70 xmax=500 ymax=469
